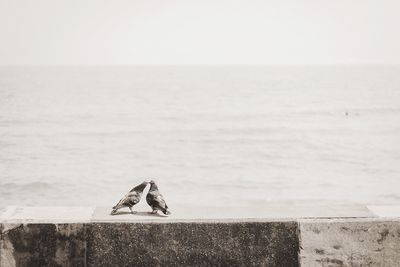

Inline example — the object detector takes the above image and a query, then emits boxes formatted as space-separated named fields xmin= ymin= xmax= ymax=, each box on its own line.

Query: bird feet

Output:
xmin=129 ymin=207 xmax=137 ymax=214
xmin=151 ymin=210 xmax=158 ymax=214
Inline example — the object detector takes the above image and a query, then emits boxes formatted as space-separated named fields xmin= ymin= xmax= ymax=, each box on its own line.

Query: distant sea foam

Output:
xmin=0 ymin=65 xmax=399 ymax=208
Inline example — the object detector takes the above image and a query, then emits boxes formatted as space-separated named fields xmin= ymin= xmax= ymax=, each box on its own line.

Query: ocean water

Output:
xmin=0 ymin=65 xmax=399 ymax=208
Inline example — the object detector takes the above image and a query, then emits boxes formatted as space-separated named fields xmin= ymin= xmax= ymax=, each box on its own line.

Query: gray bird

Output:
xmin=146 ymin=180 xmax=171 ymax=215
xmin=111 ymin=181 xmax=148 ymax=215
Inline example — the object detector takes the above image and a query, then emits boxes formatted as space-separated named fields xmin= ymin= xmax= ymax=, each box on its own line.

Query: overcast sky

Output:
xmin=0 ymin=0 xmax=399 ymax=65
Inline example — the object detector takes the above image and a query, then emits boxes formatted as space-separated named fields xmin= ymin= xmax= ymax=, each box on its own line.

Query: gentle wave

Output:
xmin=1 ymin=65 xmax=400 ymax=207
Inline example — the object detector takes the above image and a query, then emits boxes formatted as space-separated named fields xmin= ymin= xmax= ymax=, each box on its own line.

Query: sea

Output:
xmin=0 ymin=65 xmax=399 ymax=208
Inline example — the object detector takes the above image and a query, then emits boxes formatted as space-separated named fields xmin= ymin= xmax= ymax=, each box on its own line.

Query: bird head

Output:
xmin=148 ymin=180 xmax=159 ymax=191
xmin=131 ymin=181 xmax=149 ymax=192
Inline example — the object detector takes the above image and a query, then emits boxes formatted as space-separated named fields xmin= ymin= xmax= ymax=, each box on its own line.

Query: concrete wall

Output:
xmin=299 ymin=219 xmax=400 ymax=267
xmin=1 ymin=222 xmax=299 ymax=267
xmin=1 ymin=206 xmax=400 ymax=267
xmin=1 ymin=224 xmax=86 ymax=267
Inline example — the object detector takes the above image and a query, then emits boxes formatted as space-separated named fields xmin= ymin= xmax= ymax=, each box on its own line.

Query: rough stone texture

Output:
xmin=3 ymin=205 xmax=400 ymax=267
xmin=299 ymin=219 xmax=400 ymax=267
xmin=0 ymin=223 xmax=3 ymax=267
xmin=87 ymin=221 xmax=299 ymax=267
xmin=1 ymin=223 xmax=86 ymax=267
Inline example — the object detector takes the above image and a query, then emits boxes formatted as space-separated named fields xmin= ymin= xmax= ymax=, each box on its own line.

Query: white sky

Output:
xmin=0 ymin=0 xmax=399 ymax=65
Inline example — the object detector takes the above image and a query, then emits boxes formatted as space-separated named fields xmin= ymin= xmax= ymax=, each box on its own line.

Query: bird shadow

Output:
xmin=110 ymin=211 xmax=166 ymax=217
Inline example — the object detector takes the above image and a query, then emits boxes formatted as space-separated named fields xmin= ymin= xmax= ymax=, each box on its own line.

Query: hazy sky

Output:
xmin=0 ymin=0 xmax=399 ymax=65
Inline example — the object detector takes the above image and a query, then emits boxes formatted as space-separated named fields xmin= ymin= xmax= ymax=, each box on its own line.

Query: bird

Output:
xmin=110 ymin=181 xmax=148 ymax=215
xmin=146 ymin=180 xmax=171 ymax=215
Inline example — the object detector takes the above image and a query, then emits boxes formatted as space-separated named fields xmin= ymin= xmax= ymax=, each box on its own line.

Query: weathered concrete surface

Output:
xmin=0 ymin=208 xmax=13 ymax=222
xmin=299 ymin=219 xmax=400 ymax=267
xmin=92 ymin=203 xmax=375 ymax=222
xmin=0 ymin=204 xmax=375 ymax=224
xmin=0 ymin=223 xmax=3 ymax=267
xmin=1 ymin=223 xmax=86 ymax=267
xmin=0 ymin=207 xmax=94 ymax=223
xmin=0 ymin=208 xmax=5 ymax=219
xmin=3 ymin=205 xmax=400 ymax=267
xmin=87 ymin=221 xmax=300 ymax=267
xmin=367 ymin=205 xmax=400 ymax=218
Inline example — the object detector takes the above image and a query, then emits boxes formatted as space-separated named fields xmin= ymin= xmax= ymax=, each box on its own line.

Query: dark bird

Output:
xmin=111 ymin=181 xmax=148 ymax=215
xmin=146 ymin=180 xmax=171 ymax=215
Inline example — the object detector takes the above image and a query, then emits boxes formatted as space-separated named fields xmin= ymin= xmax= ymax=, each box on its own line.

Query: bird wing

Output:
xmin=113 ymin=191 xmax=141 ymax=209
xmin=148 ymin=192 xmax=167 ymax=209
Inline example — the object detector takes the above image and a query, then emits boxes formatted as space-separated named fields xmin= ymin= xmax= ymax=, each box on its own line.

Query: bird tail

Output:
xmin=163 ymin=209 xmax=171 ymax=215
xmin=110 ymin=209 xmax=118 ymax=215
xmin=112 ymin=202 xmax=123 ymax=210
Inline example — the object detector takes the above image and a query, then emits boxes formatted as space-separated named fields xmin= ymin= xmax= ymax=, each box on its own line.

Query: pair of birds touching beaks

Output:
xmin=111 ymin=180 xmax=171 ymax=216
